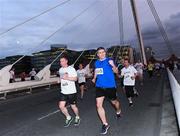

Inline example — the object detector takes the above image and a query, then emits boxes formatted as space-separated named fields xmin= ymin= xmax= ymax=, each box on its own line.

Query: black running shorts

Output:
xmin=79 ymin=82 xmax=85 ymax=86
xmin=96 ymin=87 xmax=117 ymax=101
xmin=59 ymin=93 xmax=77 ymax=105
xmin=124 ymin=86 xmax=134 ymax=98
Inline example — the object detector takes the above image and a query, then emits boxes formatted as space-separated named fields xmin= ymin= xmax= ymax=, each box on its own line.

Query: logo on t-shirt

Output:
xmin=96 ymin=68 xmax=104 ymax=75
xmin=62 ymin=82 xmax=68 ymax=86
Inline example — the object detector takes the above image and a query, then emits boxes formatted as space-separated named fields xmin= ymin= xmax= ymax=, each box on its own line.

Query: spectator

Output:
xmin=20 ymin=72 xmax=26 ymax=81
xmin=169 ymin=61 xmax=174 ymax=72
xmin=176 ymin=61 xmax=180 ymax=70
xmin=9 ymin=68 xmax=15 ymax=83
xmin=29 ymin=68 xmax=36 ymax=80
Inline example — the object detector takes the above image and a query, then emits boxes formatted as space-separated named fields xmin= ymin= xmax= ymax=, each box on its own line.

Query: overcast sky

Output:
xmin=0 ymin=0 xmax=180 ymax=59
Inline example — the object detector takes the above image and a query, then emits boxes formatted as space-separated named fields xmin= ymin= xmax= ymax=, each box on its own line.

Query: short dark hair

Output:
xmin=97 ymin=47 xmax=105 ymax=52
xmin=124 ymin=58 xmax=129 ymax=62
xmin=60 ymin=54 xmax=69 ymax=61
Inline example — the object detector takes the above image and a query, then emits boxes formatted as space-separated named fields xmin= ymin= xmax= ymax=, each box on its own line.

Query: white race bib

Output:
xmin=96 ymin=68 xmax=104 ymax=75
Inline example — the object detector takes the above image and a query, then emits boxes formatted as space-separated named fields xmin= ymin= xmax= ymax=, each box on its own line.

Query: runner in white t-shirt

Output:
xmin=77 ymin=63 xmax=86 ymax=100
xmin=134 ymin=60 xmax=144 ymax=85
xmin=155 ymin=62 xmax=160 ymax=76
xmin=58 ymin=56 xmax=80 ymax=127
xmin=121 ymin=59 xmax=137 ymax=107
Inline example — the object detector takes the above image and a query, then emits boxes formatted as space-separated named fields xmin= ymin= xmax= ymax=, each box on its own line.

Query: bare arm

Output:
xmin=92 ymin=70 xmax=97 ymax=83
xmin=62 ymin=73 xmax=77 ymax=81
xmin=109 ymin=60 xmax=119 ymax=74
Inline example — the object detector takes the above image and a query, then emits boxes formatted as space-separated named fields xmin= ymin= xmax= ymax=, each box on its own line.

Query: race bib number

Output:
xmin=62 ymin=82 xmax=68 ymax=86
xmin=124 ymin=75 xmax=130 ymax=79
xmin=96 ymin=68 xmax=104 ymax=75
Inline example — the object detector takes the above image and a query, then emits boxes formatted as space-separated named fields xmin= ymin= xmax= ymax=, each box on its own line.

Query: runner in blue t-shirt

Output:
xmin=92 ymin=47 xmax=122 ymax=135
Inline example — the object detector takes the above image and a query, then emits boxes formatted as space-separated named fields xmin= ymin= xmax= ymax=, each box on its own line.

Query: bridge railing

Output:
xmin=0 ymin=77 xmax=59 ymax=100
xmin=167 ymin=68 xmax=180 ymax=129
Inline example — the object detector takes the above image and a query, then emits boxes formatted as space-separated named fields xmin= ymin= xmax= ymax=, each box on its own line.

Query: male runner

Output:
xmin=58 ymin=55 xmax=80 ymax=127
xmin=92 ymin=47 xmax=122 ymax=135
xmin=134 ymin=60 xmax=144 ymax=85
xmin=77 ymin=63 xmax=86 ymax=100
xmin=121 ymin=58 xmax=137 ymax=107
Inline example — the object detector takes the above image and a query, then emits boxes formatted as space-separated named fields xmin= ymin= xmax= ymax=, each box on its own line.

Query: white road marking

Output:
xmin=38 ymin=109 xmax=60 ymax=121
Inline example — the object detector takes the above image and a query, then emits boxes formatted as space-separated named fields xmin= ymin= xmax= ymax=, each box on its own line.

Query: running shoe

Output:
xmin=64 ymin=117 xmax=73 ymax=127
xmin=74 ymin=117 xmax=81 ymax=126
xmin=100 ymin=124 xmax=110 ymax=135
xmin=129 ymin=102 xmax=133 ymax=107
xmin=116 ymin=112 xmax=123 ymax=118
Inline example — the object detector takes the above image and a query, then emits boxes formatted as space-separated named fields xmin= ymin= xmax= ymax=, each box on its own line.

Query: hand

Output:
xmin=62 ymin=73 xmax=68 ymax=80
xmin=131 ymin=76 xmax=135 ymax=80
xmin=112 ymin=67 xmax=118 ymax=73
xmin=109 ymin=60 xmax=115 ymax=67
xmin=92 ymin=78 xmax=96 ymax=83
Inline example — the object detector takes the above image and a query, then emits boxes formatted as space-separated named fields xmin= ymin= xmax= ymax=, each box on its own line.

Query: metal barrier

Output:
xmin=0 ymin=77 xmax=59 ymax=100
xmin=167 ymin=68 xmax=180 ymax=129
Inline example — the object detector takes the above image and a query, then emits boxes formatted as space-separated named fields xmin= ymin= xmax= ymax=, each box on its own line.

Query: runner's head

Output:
xmin=97 ymin=47 xmax=106 ymax=60
xmin=79 ymin=63 xmax=83 ymax=70
xmin=60 ymin=55 xmax=69 ymax=68
xmin=124 ymin=58 xmax=130 ymax=67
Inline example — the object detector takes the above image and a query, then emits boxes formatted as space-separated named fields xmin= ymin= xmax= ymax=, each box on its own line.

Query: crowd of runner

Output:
xmin=57 ymin=47 xmax=175 ymax=135
xmin=7 ymin=46 xmax=179 ymax=135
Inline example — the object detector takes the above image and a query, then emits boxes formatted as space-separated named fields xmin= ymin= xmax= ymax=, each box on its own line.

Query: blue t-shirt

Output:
xmin=95 ymin=58 xmax=116 ymax=88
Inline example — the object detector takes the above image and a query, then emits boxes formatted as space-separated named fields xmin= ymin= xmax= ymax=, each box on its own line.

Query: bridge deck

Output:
xmin=0 ymin=72 xmax=168 ymax=136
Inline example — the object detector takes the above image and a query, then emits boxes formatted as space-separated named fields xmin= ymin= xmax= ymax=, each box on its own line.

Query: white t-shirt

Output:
xmin=134 ymin=62 xmax=143 ymax=74
xmin=77 ymin=69 xmax=86 ymax=83
xmin=155 ymin=63 xmax=160 ymax=69
xmin=59 ymin=66 xmax=77 ymax=95
xmin=161 ymin=63 xmax=165 ymax=68
xmin=121 ymin=65 xmax=137 ymax=86
xmin=29 ymin=70 xmax=36 ymax=76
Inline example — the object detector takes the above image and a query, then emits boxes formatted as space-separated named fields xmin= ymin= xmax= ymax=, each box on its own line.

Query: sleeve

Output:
xmin=132 ymin=66 xmax=137 ymax=74
xmin=76 ymin=70 xmax=79 ymax=77
xmin=70 ymin=68 xmax=77 ymax=77
xmin=134 ymin=63 xmax=137 ymax=68
xmin=59 ymin=69 xmax=62 ymax=78
xmin=121 ymin=69 xmax=124 ymax=76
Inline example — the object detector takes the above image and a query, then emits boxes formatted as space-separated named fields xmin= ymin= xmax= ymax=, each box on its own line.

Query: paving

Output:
xmin=0 ymin=72 xmax=168 ymax=136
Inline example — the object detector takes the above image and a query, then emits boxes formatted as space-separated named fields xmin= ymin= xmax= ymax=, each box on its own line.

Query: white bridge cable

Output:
xmin=12 ymin=55 xmax=25 ymax=66
xmin=146 ymin=0 xmax=174 ymax=55
xmin=71 ymin=1 xmax=113 ymax=65
xmin=111 ymin=46 xmax=117 ymax=57
xmin=50 ymin=49 xmax=66 ymax=65
xmin=38 ymin=0 xmax=99 ymax=46
xmin=0 ymin=0 xmax=71 ymax=37
xmin=11 ymin=0 xmax=99 ymax=66
xmin=73 ymin=50 xmax=85 ymax=66
xmin=70 ymin=0 xmax=112 ymax=43
xmin=88 ymin=3 xmax=118 ymax=65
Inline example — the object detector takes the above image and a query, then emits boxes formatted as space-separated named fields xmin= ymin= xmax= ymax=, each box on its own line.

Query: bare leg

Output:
xmin=80 ymin=85 xmax=85 ymax=99
xmin=59 ymin=101 xmax=70 ymax=119
xmin=71 ymin=104 xmax=79 ymax=117
xmin=111 ymin=99 xmax=121 ymax=113
xmin=96 ymin=97 xmax=108 ymax=125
